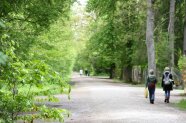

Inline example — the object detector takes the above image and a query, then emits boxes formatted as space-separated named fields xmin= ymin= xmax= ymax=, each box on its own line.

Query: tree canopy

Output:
xmin=0 ymin=0 xmax=76 ymax=122
xmin=75 ymin=0 xmax=186 ymax=83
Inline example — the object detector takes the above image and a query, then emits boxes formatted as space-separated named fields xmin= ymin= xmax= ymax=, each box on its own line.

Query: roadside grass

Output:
xmin=176 ymin=99 xmax=186 ymax=110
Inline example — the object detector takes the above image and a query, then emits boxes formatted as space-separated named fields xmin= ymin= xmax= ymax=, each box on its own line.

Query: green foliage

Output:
xmin=17 ymin=105 xmax=69 ymax=122
xmin=0 ymin=0 xmax=76 ymax=122
xmin=156 ymin=32 xmax=171 ymax=70
xmin=32 ymin=17 xmax=76 ymax=79
xmin=0 ymin=55 xmax=70 ymax=122
xmin=76 ymin=0 xmax=147 ymax=78
xmin=78 ymin=0 xmax=185 ymax=80
xmin=0 ymin=51 xmax=7 ymax=65
xmin=178 ymin=56 xmax=186 ymax=71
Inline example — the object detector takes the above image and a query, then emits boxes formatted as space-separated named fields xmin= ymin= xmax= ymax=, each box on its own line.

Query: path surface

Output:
xmin=39 ymin=73 xmax=186 ymax=123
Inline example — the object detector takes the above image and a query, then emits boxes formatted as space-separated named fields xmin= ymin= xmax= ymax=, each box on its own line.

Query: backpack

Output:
xmin=147 ymin=75 xmax=156 ymax=88
xmin=148 ymin=75 xmax=156 ymax=83
xmin=163 ymin=72 xmax=172 ymax=85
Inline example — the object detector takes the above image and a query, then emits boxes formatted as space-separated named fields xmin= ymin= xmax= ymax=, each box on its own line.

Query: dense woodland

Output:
xmin=0 ymin=0 xmax=186 ymax=122
xmin=76 ymin=0 xmax=186 ymax=83
xmin=0 ymin=0 xmax=76 ymax=122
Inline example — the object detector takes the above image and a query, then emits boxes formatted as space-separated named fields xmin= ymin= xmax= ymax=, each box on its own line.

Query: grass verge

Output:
xmin=176 ymin=99 xmax=186 ymax=110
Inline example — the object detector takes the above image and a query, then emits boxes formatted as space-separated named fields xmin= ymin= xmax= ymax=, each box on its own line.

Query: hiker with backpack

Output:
xmin=162 ymin=67 xmax=174 ymax=103
xmin=146 ymin=69 xmax=157 ymax=104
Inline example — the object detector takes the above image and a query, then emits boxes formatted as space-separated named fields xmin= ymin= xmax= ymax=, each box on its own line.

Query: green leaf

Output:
xmin=0 ymin=20 xmax=6 ymax=28
xmin=0 ymin=52 xmax=8 ymax=65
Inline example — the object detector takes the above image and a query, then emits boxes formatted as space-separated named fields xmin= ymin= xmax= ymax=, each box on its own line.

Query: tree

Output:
xmin=86 ymin=0 xmax=118 ymax=78
xmin=146 ymin=0 xmax=156 ymax=72
xmin=77 ymin=0 xmax=185 ymax=84
xmin=80 ymin=0 xmax=147 ymax=82
xmin=182 ymin=0 xmax=186 ymax=93
xmin=184 ymin=0 xmax=186 ymax=56
xmin=168 ymin=0 xmax=176 ymax=67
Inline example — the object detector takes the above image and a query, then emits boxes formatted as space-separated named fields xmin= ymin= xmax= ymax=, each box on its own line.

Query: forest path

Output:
xmin=40 ymin=73 xmax=186 ymax=123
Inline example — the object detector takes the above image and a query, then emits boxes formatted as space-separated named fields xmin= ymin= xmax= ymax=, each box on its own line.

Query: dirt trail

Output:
xmin=38 ymin=73 xmax=186 ymax=123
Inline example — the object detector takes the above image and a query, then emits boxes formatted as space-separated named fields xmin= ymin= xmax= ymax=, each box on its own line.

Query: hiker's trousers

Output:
xmin=148 ymin=87 xmax=155 ymax=101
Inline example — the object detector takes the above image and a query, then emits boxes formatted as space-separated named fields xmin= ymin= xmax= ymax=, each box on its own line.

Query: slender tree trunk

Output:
xmin=146 ymin=0 xmax=156 ymax=73
xmin=168 ymin=0 xmax=175 ymax=67
xmin=184 ymin=0 xmax=186 ymax=56
xmin=183 ymin=0 xmax=186 ymax=93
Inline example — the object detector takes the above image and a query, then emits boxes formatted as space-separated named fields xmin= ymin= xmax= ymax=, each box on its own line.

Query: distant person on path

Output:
xmin=85 ymin=69 xmax=89 ymax=76
xmin=87 ymin=69 xmax=90 ymax=76
xmin=146 ymin=69 xmax=157 ymax=104
xmin=80 ymin=69 xmax=83 ymax=76
xmin=85 ymin=69 xmax=88 ymax=76
xmin=161 ymin=67 xmax=174 ymax=103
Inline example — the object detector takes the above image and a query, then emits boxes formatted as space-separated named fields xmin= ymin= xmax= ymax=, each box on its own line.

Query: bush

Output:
xmin=178 ymin=56 xmax=186 ymax=71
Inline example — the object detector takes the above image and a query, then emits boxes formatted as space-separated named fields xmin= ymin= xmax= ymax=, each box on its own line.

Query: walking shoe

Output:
xmin=150 ymin=100 xmax=154 ymax=104
xmin=167 ymin=99 xmax=169 ymax=103
xmin=164 ymin=99 xmax=167 ymax=103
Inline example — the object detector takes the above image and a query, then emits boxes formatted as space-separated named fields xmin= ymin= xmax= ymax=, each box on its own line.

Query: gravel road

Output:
xmin=37 ymin=73 xmax=186 ymax=123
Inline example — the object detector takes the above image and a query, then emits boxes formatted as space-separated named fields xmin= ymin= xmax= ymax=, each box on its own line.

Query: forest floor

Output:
xmin=37 ymin=73 xmax=186 ymax=123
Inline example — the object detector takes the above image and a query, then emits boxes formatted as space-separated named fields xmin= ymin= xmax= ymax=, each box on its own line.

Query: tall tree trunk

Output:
xmin=168 ymin=0 xmax=175 ymax=67
xmin=183 ymin=0 xmax=186 ymax=93
xmin=123 ymin=66 xmax=132 ymax=83
xmin=146 ymin=0 xmax=156 ymax=73
xmin=184 ymin=0 xmax=186 ymax=56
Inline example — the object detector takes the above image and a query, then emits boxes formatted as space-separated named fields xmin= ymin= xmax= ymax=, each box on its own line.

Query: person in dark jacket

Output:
xmin=161 ymin=67 xmax=174 ymax=103
xmin=146 ymin=69 xmax=157 ymax=104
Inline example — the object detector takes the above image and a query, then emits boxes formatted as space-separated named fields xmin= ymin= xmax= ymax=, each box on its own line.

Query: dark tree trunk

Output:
xmin=109 ymin=63 xmax=116 ymax=79
xmin=120 ymin=67 xmax=124 ymax=80
xmin=123 ymin=66 xmax=132 ymax=83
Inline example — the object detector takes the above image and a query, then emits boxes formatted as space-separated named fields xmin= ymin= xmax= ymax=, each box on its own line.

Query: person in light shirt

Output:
xmin=79 ymin=69 xmax=83 ymax=76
